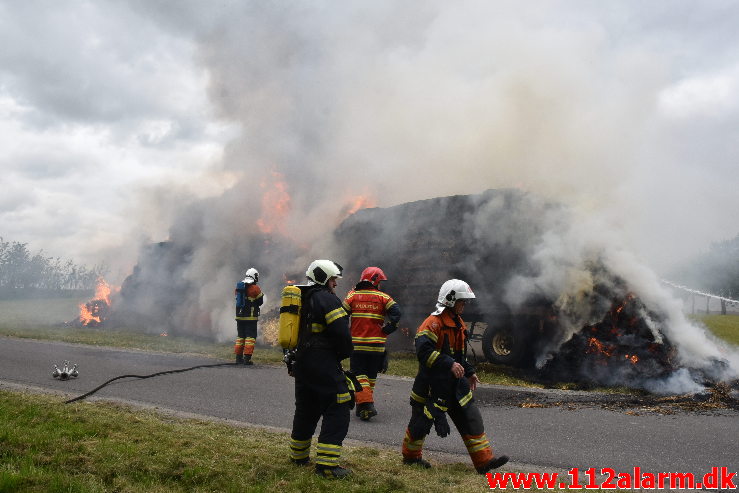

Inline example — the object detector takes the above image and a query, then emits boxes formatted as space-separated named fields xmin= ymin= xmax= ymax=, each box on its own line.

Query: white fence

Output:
xmin=661 ymin=280 xmax=739 ymax=315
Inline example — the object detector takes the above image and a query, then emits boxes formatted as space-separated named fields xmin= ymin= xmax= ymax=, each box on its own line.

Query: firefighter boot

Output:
xmin=243 ymin=354 xmax=253 ymax=366
xmin=366 ymin=402 xmax=378 ymax=418
xmin=402 ymin=457 xmax=432 ymax=469
xmin=315 ymin=465 xmax=352 ymax=479
xmin=476 ymin=455 xmax=509 ymax=474
xmin=235 ymin=354 xmax=244 ymax=365
xmin=356 ymin=402 xmax=374 ymax=421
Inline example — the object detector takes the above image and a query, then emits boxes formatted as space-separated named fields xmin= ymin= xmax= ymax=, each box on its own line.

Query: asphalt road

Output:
xmin=1 ymin=336 xmax=737 ymax=478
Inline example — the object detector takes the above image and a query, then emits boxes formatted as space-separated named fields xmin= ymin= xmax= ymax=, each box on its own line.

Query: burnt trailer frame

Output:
xmin=333 ymin=189 xmax=558 ymax=368
xmin=333 ymin=189 xmax=677 ymax=379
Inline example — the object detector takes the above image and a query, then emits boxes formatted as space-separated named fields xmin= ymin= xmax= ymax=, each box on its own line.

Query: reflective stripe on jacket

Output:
xmin=343 ymin=288 xmax=398 ymax=352
xmin=411 ymin=308 xmax=475 ymax=407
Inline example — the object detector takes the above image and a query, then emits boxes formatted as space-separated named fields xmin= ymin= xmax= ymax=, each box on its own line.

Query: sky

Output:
xmin=1 ymin=0 xmax=738 ymax=282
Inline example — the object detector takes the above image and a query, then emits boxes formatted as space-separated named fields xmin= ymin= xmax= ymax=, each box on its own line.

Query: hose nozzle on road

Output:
xmin=53 ymin=360 xmax=79 ymax=381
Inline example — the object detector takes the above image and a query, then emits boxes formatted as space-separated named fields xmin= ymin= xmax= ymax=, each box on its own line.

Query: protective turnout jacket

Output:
xmin=290 ymin=285 xmax=353 ymax=469
xmin=410 ymin=309 xmax=474 ymax=408
xmin=403 ymin=307 xmax=498 ymax=472
xmin=343 ymin=285 xmax=400 ymax=353
xmin=296 ymin=286 xmax=353 ymax=400
xmin=236 ymin=284 xmax=263 ymax=321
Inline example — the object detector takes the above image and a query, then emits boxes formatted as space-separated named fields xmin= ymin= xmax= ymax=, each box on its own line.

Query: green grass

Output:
xmin=0 ymin=297 xmax=87 ymax=326
xmin=692 ymin=314 xmax=739 ymax=346
xmin=0 ymin=390 xmax=497 ymax=493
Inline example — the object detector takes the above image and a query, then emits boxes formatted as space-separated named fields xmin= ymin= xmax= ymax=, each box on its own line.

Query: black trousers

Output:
xmin=407 ymin=399 xmax=485 ymax=439
xmin=349 ymin=351 xmax=385 ymax=381
xmin=236 ymin=319 xmax=257 ymax=339
xmin=290 ymin=348 xmax=350 ymax=448
xmin=291 ymin=383 xmax=350 ymax=446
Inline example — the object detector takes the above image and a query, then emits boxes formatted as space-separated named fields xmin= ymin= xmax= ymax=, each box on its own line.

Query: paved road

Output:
xmin=1 ymin=337 xmax=737 ymax=478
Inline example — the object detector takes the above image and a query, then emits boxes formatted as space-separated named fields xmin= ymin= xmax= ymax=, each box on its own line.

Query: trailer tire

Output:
xmin=482 ymin=321 xmax=528 ymax=367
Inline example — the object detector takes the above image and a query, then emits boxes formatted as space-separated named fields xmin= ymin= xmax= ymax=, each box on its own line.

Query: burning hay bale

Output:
xmin=331 ymin=189 xmax=738 ymax=393
xmin=111 ymin=188 xmax=737 ymax=394
xmin=68 ymin=277 xmax=117 ymax=327
xmin=541 ymin=279 xmax=678 ymax=384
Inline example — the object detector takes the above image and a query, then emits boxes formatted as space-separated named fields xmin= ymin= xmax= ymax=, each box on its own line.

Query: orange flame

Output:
xmin=78 ymin=277 xmax=118 ymax=326
xmin=93 ymin=278 xmax=113 ymax=305
xmin=78 ymin=302 xmax=100 ymax=325
xmin=346 ymin=195 xmax=376 ymax=216
xmin=587 ymin=337 xmax=614 ymax=357
xmin=256 ymin=170 xmax=291 ymax=235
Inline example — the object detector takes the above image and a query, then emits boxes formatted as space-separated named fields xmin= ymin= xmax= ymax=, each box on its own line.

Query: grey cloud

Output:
xmin=0 ymin=0 xmax=200 ymax=135
xmin=0 ymin=184 xmax=37 ymax=213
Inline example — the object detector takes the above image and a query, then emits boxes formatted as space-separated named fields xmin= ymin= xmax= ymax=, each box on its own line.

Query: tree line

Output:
xmin=0 ymin=237 xmax=107 ymax=296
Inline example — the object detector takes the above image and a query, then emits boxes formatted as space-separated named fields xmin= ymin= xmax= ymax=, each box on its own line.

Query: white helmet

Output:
xmin=432 ymin=279 xmax=475 ymax=315
xmin=306 ymin=259 xmax=343 ymax=285
xmin=244 ymin=267 xmax=259 ymax=284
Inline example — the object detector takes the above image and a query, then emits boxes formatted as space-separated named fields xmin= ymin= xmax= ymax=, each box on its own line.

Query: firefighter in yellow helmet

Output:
xmin=289 ymin=260 xmax=354 ymax=479
xmin=401 ymin=279 xmax=509 ymax=474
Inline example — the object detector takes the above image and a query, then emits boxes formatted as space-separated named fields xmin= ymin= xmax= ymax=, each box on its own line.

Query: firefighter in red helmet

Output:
xmin=343 ymin=267 xmax=401 ymax=421
xmin=401 ymin=279 xmax=508 ymax=474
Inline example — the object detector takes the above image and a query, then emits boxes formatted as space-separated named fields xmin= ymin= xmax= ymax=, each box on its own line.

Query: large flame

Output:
xmin=78 ymin=277 xmax=118 ymax=326
xmin=256 ymin=170 xmax=291 ymax=235
xmin=337 ymin=194 xmax=377 ymax=222
xmin=346 ymin=194 xmax=376 ymax=215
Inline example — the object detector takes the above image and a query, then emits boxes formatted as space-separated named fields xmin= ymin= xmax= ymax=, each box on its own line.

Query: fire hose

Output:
xmin=64 ymin=362 xmax=236 ymax=404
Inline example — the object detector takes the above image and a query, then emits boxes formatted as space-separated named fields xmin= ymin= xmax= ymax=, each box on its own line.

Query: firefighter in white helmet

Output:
xmin=234 ymin=268 xmax=263 ymax=365
xmin=289 ymin=259 xmax=355 ymax=479
xmin=401 ymin=279 xmax=509 ymax=474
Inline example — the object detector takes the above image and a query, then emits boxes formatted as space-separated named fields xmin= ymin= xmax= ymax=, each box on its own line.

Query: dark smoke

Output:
xmin=116 ymin=189 xmax=738 ymax=393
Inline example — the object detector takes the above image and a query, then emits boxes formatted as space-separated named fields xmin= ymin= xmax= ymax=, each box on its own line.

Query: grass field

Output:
xmin=0 ymin=390 xmax=497 ymax=493
xmin=691 ymin=314 xmax=739 ymax=346
xmin=0 ymin=297 xmax=87 ymax=326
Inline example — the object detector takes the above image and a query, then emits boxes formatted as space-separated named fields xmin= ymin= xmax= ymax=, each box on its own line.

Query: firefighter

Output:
xmin=234 ymin=267 xmax=263 ymax=365
xmin=343 ymin=266 xmax=401 ymax=421
xmin=401 ymin=279 xmax=509 ymax=474
xmin=289 ymin=259 xmax=354 ymax=479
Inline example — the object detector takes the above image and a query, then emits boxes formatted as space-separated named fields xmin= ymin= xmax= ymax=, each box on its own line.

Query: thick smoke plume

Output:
xmin=118 ymin=188 xmax=738 ymax=394
xmin=108 ymin=3 xmax=738 ymax=393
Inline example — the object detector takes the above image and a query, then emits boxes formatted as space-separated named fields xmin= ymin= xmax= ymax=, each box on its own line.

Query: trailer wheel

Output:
xmin=482 ymin=322 xmax=527 ymax=366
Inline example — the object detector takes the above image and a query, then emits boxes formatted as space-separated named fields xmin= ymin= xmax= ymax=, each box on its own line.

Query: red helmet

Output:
xmin=360 ymin=267 xmax=387 ymax=287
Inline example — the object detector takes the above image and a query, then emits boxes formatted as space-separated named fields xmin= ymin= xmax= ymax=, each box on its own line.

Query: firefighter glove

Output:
xmin=423 ymin=398 xmax=450 ymax=438
xmin=344 ymin=371 xmax=362 ymax=410
xmin=381 ymin=323 xmax=397 ymax=335
xmin=283 ymin=350 xmax=296 ymax=377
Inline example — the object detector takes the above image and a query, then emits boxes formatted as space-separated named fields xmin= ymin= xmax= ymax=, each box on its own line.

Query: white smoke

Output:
xmin=34 ymin=0 xmax=731 ymax=385
xmin=498 ymin=204 xmax=739 ymax=392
